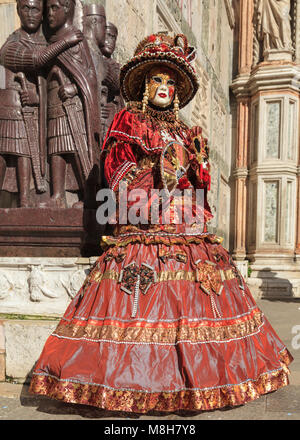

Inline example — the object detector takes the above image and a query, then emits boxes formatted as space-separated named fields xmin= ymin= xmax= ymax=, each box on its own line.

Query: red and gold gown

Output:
xmin=29 ymin=102 xmax=293 ymax=413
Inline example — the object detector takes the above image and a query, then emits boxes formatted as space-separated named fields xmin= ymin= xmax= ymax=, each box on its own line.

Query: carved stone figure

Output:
xmin=0 ymin=0 xmax=83 ymax=207
xmin=0 ymin=273 xmax=13 ymax=300
xmin=28 ymin=265 xmax=59 ymax=301
xmin=100 ymin=22 xmax=125 ymax=145
xmin=82 ymin=3 xmax=107 ymax=158
xmin=46 ymin=0 xmax=101 ymax=209
xmin=255 ymin=0 xmax=293 ymax=61
xmin=60 ymin=268 xmax=87 ymax=299
xmin=83 ymin=4 xmax=106 ymax=85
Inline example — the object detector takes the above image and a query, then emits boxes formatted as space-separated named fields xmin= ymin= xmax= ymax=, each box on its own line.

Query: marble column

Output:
xmin=238 ymin=0 xmax=254 ymax=74
xmin=231 ymin=0 xmax=253 ymax=262
xmin=232 ymin=99 xmax=250 ymax=261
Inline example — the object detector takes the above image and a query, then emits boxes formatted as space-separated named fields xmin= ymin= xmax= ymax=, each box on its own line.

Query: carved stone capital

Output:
xmin=233 ymin=64 xmax=300 ymax=98
xmin=232 ymin=167 xmax=249 ymax=179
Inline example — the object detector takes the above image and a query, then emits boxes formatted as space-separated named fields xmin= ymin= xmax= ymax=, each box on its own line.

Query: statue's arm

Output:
xmin=0 ymin=30 xmax=83 ymax=73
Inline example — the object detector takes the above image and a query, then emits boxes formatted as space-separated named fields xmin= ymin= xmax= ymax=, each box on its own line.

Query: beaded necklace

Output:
xmin=127 ymin=101 xmax=189 ymax=136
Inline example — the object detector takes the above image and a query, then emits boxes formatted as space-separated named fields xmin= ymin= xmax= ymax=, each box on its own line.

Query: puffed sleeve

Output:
xmin=104 ymin=140 xmax=138 ymax=191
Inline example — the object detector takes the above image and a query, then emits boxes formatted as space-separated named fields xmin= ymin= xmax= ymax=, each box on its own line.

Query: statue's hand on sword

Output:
xmin=58 ymin=83 xmax=78 ymax=102
xmin=15 ymin=72 xmax=39 ymax=106
xmin=14 ymin=72 xmax=47 ymax=193
xmin=20 ymin=89 xmax=39 ymax=106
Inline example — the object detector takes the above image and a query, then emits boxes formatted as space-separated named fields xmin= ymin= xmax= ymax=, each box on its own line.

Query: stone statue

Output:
xmin=82 ymin=3 xmax=107 ymax=157
xmin=0 ymin=0 xmax=83 ymax=207
xmin=46 ymin=0 xmax=101 ymax=209
xmin=100 ymin=22 xmax=125 ymax=146
xmin=255 ymin=0 xmax=293 ymax=60
xmin=83 ymin=4 xmax=107 ymax=85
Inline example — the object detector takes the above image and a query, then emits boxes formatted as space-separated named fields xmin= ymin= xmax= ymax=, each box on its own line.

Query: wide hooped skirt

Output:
xmin=29 ymin=233 xmax=293 ymax=413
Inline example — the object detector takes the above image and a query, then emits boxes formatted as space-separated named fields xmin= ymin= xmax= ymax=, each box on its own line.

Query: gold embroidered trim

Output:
xmin=101 ymin=233 xmax=223 ymax=250
xmin=53 ymin=310 xmax=264 ymax=343
xmin=159 ymin=249 xmax=187 ymax=263
xmin=29 ymin=349 xmax=292 ymax=413
xmin=88 ymin=268 xmax=235 ymax=284
xmin=91 ymin=270 xmax=119 ymax=283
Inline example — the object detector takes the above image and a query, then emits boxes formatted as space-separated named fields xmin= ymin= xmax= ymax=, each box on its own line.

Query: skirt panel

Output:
xmin=29 ymin=237 xmax=293 ymax=412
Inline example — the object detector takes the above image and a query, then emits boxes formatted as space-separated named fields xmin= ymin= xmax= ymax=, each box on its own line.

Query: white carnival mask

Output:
xmin=147 ymin=67 xmax=176 ymax=108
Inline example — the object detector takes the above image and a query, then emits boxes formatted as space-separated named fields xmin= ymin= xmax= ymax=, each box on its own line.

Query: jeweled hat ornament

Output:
xmin=120 ymin=32 xmax=199 ymax=110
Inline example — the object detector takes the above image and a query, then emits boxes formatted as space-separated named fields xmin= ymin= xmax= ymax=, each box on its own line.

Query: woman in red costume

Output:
xmin=29 ymin=32 xmax=293 ymax=413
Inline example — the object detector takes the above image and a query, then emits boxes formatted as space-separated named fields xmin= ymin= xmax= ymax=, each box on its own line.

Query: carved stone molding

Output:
xmin=232 ymin=64 xmax=300 ymax=98
xmin=232 ymin=167 xmax=249 ymax=179
xmin=0 ymin=257 xmax=93 ymax=316
xmin=156 ymin=0 xmax=182 ymax=33
xmin=191 ymin=60 xmax=210 ymax=136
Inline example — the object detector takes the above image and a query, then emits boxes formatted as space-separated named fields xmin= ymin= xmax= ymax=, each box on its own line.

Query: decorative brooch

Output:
xmin=195 ymin=259 xmax=224 ymax=318
xmin=118 ymin=262 xmax=157 ymax=318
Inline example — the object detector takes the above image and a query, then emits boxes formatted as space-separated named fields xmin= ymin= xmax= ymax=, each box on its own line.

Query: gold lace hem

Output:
xmin=29 ymin=348 xmax=292 ymax=413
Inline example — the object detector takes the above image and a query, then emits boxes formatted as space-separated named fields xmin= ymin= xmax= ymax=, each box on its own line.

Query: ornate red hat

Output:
xmin=120 ymin=32 xmax=199 ymax=109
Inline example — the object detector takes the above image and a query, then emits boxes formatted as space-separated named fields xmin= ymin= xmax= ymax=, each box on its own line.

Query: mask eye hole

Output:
xmin=167 ymin=79 xmax=175 ymax=86
xmin=152 ymin=76 xmax=163 ymax=84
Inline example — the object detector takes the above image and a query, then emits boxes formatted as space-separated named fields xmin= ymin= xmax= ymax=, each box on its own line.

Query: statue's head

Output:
xmin=17 ymin=0 xmax=43 ymax=33
xmin=46 ymin=0 xmax=75 ymax=31
xmin=102 ymin=22 xmax=118 ymax=57
xmin=83 ymin=4 xmax=106 ymax=48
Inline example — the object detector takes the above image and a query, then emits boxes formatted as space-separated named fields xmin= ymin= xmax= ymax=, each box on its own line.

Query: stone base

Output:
xmin=235 ymin=260 xmax=248 ymax=281
xmin=263 ymin=48 xmax=293 ymax=62
xmin=0 ymin=254 xmax=101 ymax=383
xmin=0 ymin=320 xmax=5 ymax=382
xmin=0 ymin=208 xmax=104 ymax=257
xmin=247 ymin=265 xmax=300 ymax=300
xmin=0 ymin=319 xmax=58 ymax=383
xmin=0 ymin=257 xmax=97 ymax=316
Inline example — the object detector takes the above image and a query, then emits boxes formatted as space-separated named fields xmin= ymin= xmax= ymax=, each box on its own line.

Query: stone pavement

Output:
xmin=0 ymin=299 xmax=299 ymax=421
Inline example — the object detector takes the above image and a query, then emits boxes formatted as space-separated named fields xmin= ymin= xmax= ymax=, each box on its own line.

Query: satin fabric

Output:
xmin=30 ymin=238 xmax=292 ymax=412
xmin=29 ymin=106 xmax=293 ymax=413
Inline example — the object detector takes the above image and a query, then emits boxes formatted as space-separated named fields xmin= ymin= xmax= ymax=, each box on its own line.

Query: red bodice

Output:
xmin=101 ymin=105 xmax=212 ymax=235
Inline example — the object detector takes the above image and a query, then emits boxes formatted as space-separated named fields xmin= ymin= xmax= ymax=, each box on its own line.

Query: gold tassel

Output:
xmin=142 ymin=78 xmax=149 ymax=114
xmin=174 ymin=92 xmax=179 ymax=121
